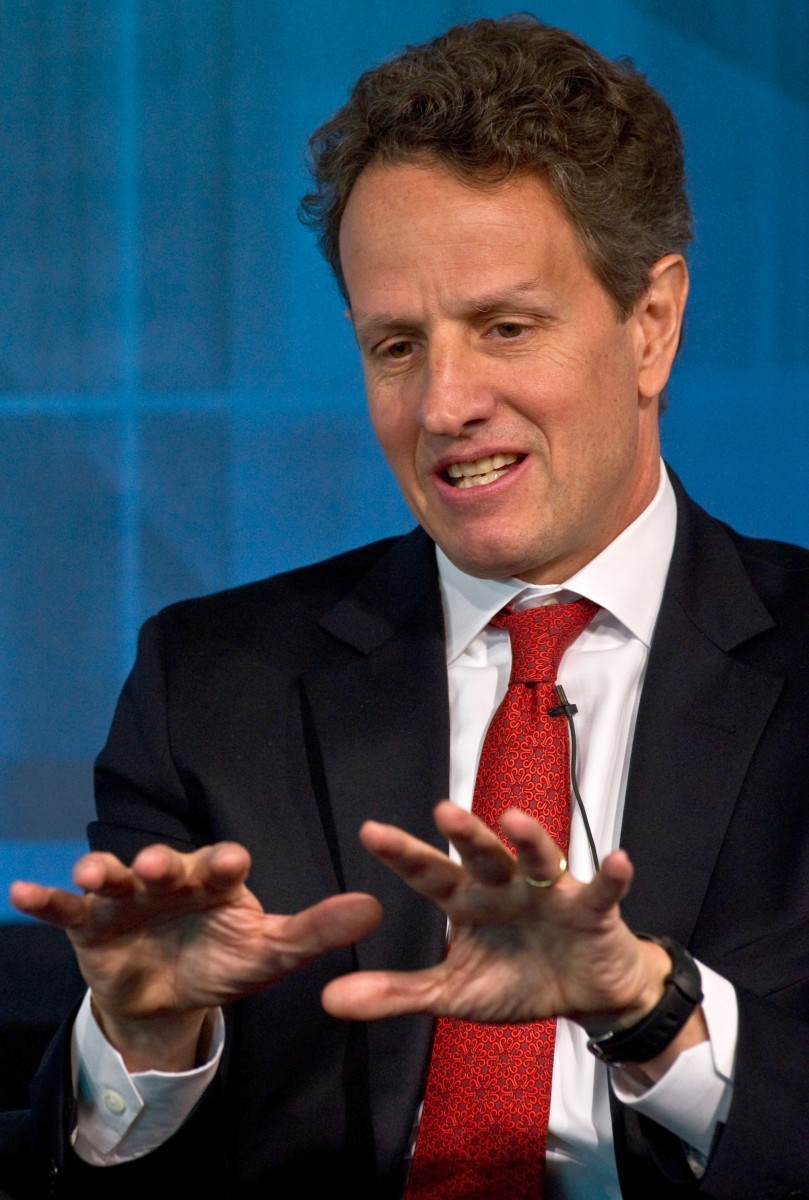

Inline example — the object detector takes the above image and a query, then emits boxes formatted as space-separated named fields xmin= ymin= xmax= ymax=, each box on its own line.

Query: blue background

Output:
xmin=1 ymin=0 xmax=808 ymax=917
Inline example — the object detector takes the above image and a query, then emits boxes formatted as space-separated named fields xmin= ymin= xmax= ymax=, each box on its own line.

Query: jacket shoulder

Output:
xmin=669 ymin=469 xmax=809 ymax=620
xmin=720 ymin=521 xmax=809 ymax=612
xmin=134 ymin=528 xmax=441 ymax=682
xmin=154 ymin=529 xmax=426 ymax=634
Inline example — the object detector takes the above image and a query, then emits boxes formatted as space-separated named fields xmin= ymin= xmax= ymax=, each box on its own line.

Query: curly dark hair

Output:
xmin=300 ymin=15 xmax=692 ymax=318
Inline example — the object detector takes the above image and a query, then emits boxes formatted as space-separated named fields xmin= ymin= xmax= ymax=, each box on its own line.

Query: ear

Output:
xmin=636 ymin=255 xmax=689 ymax=400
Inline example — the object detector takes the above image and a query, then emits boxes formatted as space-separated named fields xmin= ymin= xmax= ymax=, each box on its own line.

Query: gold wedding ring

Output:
xmin=525 ymin=855 xmax=567 ymax=889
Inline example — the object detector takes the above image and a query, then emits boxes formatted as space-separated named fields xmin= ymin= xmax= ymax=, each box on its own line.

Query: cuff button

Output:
xmin=102 ymin=1088 xmax=127 ymax=1116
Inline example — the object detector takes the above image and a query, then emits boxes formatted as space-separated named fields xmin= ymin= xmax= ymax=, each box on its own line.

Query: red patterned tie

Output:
xmin=405 ymin=598 xmax=599 ymax=1200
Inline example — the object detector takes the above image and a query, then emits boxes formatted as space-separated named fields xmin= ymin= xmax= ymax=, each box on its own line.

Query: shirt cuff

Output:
xmin=70 ymin=990 xmax=224 ymax=1165
xmin=609 ymin=960 xmax=736 ymax=1162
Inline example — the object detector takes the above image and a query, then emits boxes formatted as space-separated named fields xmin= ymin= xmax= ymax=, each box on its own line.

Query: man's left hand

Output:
xmin=323 ymin=802 xmax=686 ymax=1046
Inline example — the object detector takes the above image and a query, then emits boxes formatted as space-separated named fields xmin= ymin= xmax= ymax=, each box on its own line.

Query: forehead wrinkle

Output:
xmin=349 ymin=310 xmax=417 ymax=337
xmin=351 ymin=274 xmax=555 ymax=331
xmin=469 ymin=275 xmax=555 ymax=313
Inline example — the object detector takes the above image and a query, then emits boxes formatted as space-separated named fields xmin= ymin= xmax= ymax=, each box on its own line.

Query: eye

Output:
xmin=492 ymin=322 xmax=525 ymax=339
xmin=386 ymin=340 xmax=413 ymax=359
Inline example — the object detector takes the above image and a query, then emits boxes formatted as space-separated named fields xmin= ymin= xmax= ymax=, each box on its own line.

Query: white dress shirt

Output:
xmin=72 ymin=462 xmax=736 ymax=1194
xmin=438 ymin=463 xmax=735 ymax=1197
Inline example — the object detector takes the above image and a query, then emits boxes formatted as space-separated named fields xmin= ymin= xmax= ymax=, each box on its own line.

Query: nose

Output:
xmin=418 ymin=344 xmax=497 ymax=438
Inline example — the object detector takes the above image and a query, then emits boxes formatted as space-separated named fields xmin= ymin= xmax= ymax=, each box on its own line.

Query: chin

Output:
xmin=427 ymin=515 xmax=549 ymax=580
xmin=449 ymin=549 xmax=530 ymax=581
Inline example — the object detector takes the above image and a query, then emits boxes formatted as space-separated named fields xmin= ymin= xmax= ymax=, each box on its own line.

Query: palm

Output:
xmin=12 ymin=841 xmax=382 ymax=1021
xmin=418 ymin=875 xmax=642 ymax=1022
xmin=323 ymin=802 xmax=650 ymax=1026
xmin=68 ymin=884 xmax=293 ymax=1017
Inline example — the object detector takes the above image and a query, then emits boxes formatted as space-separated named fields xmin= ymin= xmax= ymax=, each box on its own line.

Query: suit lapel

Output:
xmin=301 ymin=527 xmax=449 ymax=974
xmin=621 ymin=480 xmax=783 ymax=942
xmin=299 ymin=529 xmax=450 ymax=1177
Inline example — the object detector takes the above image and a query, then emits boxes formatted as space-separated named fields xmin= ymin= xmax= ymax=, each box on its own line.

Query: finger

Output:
xmin=251 ymin=894 xmax=383 ymax=983
xmin=285 ymin=893 xmax=383 ymax=959
xmin=322 ymin=964 xmax=437 ymax=1021
xmin=499 ymin=808 xmax=569 ymax=884
xmin=198 ymin=842 xmax=253 ymax=893
xmin=131 ymin=842 xmax=252 ymax=897
xmin=432 ymin=801 xmax=517 ymax=887
xmin=73 ymin=852 xmax=140 ymax=899
xmin=9 ymin=881 xmax=89 ymax=929
xmin=129 ymin=843 xmax=189 ymax=892
xmin=359 ymin=819 xmax=464 ymax=904
xmin=579 ymin=849 xmax=634 ymax=914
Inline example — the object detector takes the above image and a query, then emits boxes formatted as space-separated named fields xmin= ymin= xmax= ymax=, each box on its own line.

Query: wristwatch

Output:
xmin=586 ymin=933 xmax=703 ymax=1065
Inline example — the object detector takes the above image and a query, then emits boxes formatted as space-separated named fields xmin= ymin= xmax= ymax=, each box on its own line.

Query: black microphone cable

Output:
xmin=548 ymin=684 xmax=600 ymax=875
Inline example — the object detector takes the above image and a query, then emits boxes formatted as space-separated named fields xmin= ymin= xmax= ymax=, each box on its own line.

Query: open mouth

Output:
xmin=444 ymin=453 xmax=522 ymax=489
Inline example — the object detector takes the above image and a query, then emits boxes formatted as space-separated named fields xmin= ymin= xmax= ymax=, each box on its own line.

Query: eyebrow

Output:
xmin=469 ymin=277 xmax=550 ymax=313
xmin=351 ymin=276 xmax=554 ymax=331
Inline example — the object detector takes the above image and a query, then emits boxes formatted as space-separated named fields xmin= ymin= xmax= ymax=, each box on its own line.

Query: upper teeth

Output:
xmin=447 ymin=454 xmax=518 ymax=487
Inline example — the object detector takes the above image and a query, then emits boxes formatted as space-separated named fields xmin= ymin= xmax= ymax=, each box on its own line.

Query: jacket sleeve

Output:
xmin=0 ymin=616 xmax=232 ymax=1198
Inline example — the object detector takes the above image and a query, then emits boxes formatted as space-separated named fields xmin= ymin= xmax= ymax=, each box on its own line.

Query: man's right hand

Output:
xmin=10 ymin=842 xmax=382 ymax=1073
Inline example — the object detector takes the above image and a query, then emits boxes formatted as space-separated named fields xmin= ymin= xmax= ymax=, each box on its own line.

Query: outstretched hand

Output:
xmin=323 ymin=802 xmax=665 ymax=1033
xmin=11 ymin=842 xmax=382 ymax=1070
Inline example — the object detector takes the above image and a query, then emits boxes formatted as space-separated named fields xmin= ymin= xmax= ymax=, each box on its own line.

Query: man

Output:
xmin=4 ymin=15 xmax=809 ymax=1199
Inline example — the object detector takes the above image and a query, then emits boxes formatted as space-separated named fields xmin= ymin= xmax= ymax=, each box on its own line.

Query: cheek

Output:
xmin=367 ymin=398 xmax=420 ymax=481
xmin=568 ymin=351 xmax=640 ymax=443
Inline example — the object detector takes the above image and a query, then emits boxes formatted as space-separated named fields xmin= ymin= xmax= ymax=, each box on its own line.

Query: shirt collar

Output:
xmin=437 ymin=461 xmax=677 ymax=663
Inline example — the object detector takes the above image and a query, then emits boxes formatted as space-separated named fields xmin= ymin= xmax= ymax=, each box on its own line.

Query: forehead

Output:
xmin=338 ymin=160 xmax=597 ymax=312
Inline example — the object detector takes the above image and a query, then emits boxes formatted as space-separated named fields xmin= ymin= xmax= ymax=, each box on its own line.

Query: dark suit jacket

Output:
xmin=3 ymin=474 xmax=809 ymax=1199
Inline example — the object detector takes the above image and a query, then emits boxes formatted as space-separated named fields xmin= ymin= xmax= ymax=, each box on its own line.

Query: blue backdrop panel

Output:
xmin=1 ymin=0 xmax=807 ymax=917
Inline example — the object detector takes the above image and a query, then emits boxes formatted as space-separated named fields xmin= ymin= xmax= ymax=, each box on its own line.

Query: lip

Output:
xmin=431 ymin=451 xmax=529 ymax=500
xmin=432 ymin=448 xmax=525 ymax=475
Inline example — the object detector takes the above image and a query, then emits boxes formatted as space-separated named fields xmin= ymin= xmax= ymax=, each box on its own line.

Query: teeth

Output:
xmin=446 ymin=453 xmax=518 ymax=487
xmin=455 ymin=467 xmax=512 ymax=488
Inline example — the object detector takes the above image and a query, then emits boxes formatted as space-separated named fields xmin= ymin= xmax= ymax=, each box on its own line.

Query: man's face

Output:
xmin=339 ymin=161 xmax=675 ymax=583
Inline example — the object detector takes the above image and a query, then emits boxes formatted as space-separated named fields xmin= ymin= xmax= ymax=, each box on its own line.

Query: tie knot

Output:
xmin=491 ymin=597 xmax=599 ymax=684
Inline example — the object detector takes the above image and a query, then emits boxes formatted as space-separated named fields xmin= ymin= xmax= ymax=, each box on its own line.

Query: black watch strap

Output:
xmin=586 ymin=933 xmax=703 ymax=1065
